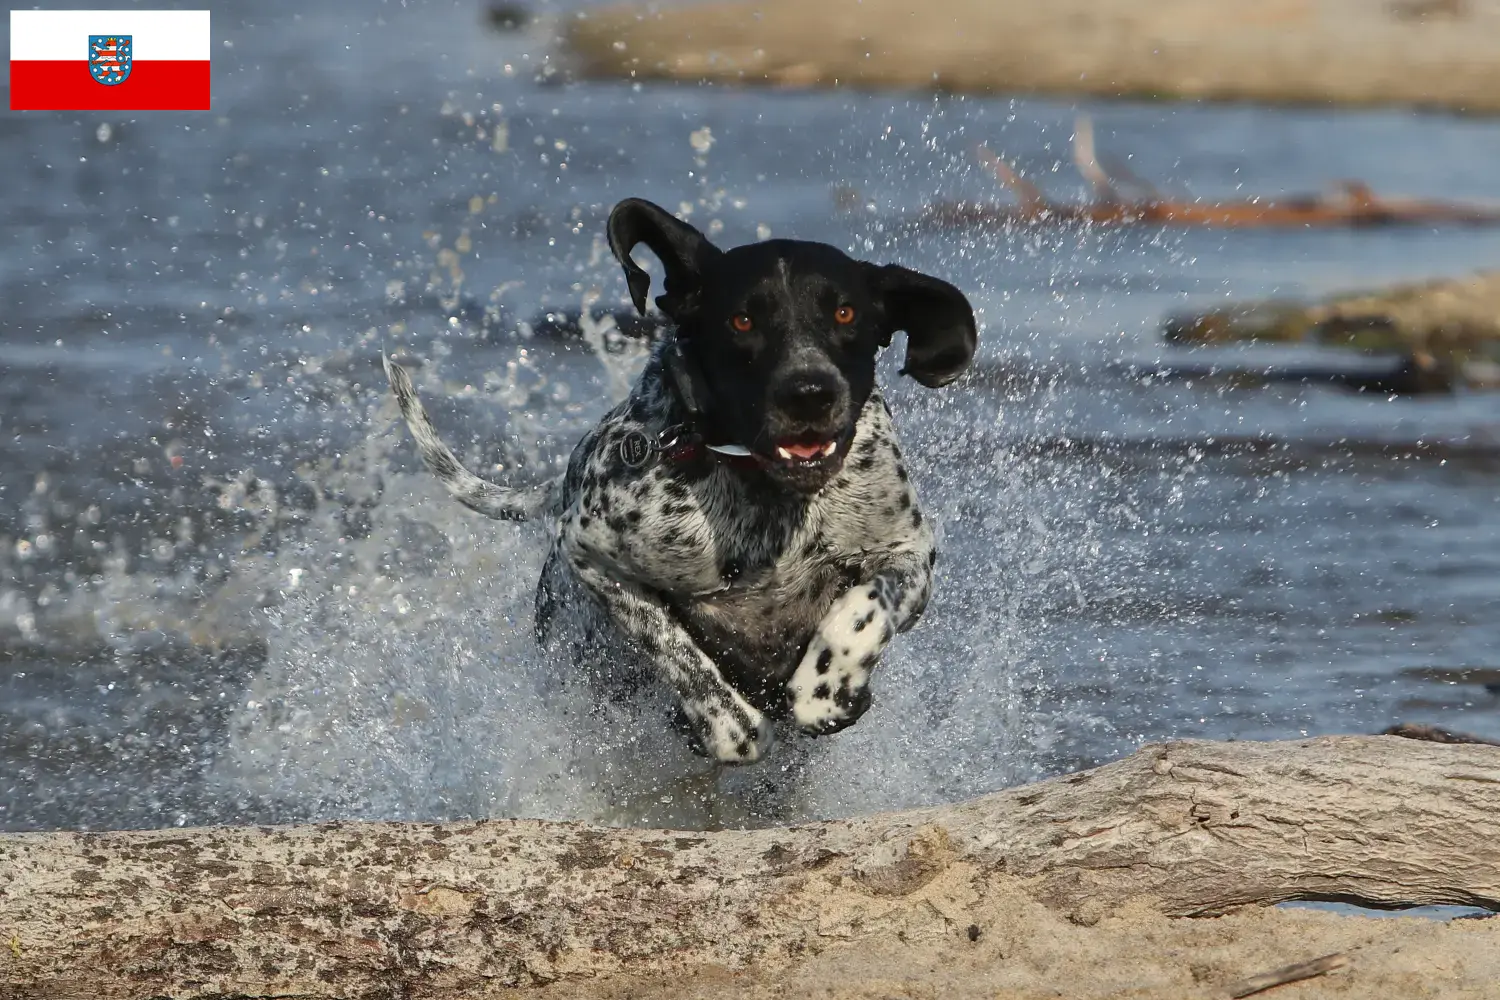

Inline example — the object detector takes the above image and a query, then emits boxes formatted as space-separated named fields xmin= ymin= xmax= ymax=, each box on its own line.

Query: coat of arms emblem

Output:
xmin=88 ymin=35 xmax=132 ymax=86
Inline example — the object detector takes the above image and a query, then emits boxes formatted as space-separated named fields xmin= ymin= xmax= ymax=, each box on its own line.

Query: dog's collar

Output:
xmin=617 ymin=422 xmax=759 ymax=471
xmin=638 ymin=340 xmax=759 ymax=469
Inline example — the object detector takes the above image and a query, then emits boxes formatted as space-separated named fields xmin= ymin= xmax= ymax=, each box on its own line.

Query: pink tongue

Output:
xmin=782 ymin=442 xmax=826 ymax=460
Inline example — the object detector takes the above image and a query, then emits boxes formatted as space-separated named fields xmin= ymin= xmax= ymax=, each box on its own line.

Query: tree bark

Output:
xmin=2 ymin=736 xmax=1497 ymax=999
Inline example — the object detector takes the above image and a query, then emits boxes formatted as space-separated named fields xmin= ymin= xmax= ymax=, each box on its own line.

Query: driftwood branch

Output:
xmin=1 ymin=736 xmax=1497 ymax=998
xmin=1227 ymin=952 xmax=1349 ymax=998
xmin=930 ymin=132 xmax=1500 ymax=231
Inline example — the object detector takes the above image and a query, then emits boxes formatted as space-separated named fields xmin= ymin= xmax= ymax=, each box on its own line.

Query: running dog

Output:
xmin=385 ymin=197 xmax=976 ymax=763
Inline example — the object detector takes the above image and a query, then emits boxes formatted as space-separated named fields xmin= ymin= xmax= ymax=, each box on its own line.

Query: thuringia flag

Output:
xmin=10 ymin=10 xmax=211 ymax=110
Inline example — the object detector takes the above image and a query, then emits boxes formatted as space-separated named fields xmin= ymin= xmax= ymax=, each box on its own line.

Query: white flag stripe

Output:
xmin=10 ymin=10 xmax=210 ymax=62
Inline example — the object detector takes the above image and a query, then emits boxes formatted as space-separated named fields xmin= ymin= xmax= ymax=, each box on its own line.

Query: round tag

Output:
xmin=618 ymin=430 xmax=653 ymax=468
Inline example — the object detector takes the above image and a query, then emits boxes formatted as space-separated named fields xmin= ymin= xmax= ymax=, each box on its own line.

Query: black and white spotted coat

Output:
xmin=386 ymin=342 xmax=936 ymax=764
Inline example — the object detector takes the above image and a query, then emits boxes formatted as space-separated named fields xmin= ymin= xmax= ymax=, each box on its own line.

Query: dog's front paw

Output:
xmin=681 ymin=692 xmax=773 ymax=765
xmin=788 ymin=585 xmax=892 ymax=735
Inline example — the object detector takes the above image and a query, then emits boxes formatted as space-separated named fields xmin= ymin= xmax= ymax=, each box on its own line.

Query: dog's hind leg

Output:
xmin=383 ymin=354 xmax=558 ymax=521
xmin=563 ymin=549 xmax=774 ymax=765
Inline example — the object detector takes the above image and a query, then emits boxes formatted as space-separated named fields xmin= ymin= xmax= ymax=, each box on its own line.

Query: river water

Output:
xmin=3 ymin=0 xmax=1499 ymax=831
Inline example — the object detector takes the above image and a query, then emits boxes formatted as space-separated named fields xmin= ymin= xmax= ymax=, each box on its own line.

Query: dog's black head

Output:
xmin=608 ymin=197 xmax=977 ymax=492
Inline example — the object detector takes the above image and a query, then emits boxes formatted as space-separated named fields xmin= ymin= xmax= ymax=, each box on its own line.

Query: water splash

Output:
xmin=185 ymin=323 xmax=1129 ymax=829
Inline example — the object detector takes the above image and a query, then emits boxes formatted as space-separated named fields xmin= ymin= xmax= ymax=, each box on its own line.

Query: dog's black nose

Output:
xmin=773 ymin=370 xmax=843 ymax=421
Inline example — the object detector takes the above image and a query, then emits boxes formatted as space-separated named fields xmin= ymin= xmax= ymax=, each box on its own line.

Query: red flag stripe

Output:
xmin=10 ymin=60 xmax=211 ymax=110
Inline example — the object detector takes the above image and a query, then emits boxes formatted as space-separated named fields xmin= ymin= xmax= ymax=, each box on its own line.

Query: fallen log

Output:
xmin=1162 ymin=269 xmax=1500 ymax=390
xmin=2 ymin=736 xmax=1498 ymax=998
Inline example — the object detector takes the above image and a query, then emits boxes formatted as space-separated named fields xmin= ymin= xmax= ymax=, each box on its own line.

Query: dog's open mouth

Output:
xmin=773 ymin=438 xmax=839 ymax=464
xmin=750 ymin=431 xmax=854 ymax=490
xmin=759 ymin=434 xmax=849 ymax=478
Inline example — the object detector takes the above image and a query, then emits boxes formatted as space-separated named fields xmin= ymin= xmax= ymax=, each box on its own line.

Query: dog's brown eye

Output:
xmin=834 ymin=305 xmax=856 ymax=325
xmin=731 ymin=314 xmax=753 ymax=333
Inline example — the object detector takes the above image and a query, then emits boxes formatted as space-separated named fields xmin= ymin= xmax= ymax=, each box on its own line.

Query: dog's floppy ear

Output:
xmin=871 ymin=264 xmax=978 ymax=388
xmin=607 ymin=198 xmax=722 ymax=321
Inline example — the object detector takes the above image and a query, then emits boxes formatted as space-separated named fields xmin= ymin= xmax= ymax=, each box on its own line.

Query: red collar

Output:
xmin=663 ymin=436 xmax=763 ymax=470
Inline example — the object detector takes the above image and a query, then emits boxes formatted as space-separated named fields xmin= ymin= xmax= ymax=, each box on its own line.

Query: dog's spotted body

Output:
xmin=386 ymin=198 xmax=976 ymax=764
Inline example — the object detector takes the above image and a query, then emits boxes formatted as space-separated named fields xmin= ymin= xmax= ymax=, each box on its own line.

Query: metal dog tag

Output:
xmin=618 ymin=430 xmax=654 ymax=468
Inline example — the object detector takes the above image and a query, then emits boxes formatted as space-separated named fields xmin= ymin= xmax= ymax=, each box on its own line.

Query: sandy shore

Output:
xmin=563 ymin=0 xmax=1500 ymax=112
xmin=534 ymin=903 xmax=1500 ymax=999
xmin=588 ymin=905 xmax=1500 ymax=1000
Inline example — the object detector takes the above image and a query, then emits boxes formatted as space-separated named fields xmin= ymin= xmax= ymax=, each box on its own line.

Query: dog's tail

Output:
xmin=383 ymin=353 xmax=557 ymax=522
